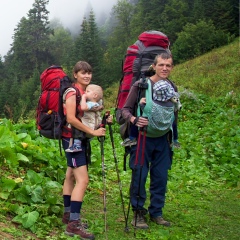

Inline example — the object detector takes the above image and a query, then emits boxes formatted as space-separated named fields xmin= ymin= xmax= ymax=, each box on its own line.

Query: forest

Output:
xmin=0 ymin=0 xmax=238 ymax=122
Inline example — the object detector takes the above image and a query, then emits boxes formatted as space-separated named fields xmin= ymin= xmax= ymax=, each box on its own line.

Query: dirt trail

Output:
xmin=0 ymin=222 xmax=39 ymax=240
xmin=0 ymin=222 xmax=15 ymax=239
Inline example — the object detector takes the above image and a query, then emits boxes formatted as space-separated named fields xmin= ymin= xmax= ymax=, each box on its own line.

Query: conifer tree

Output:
xmin=10 ymin=0 xmax=53 ymax=80
xmin=74 ymin=11 xmax=103 ymax=85
xmin=160 ymin=0 xmax=189 ymax=42
xmin=131 ymin=0 xmax=167 ymax=36
xmin=49 ymin=26 xmax=74 ymax=68
xmin=87 ymin=9 xmax=103 ymax=82
xmin=101 ymin=0 xmax=135 ymax=87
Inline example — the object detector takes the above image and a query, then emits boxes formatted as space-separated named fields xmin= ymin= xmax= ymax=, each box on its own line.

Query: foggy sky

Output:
xmin=0 ymin=0 xmax=117 ymax=57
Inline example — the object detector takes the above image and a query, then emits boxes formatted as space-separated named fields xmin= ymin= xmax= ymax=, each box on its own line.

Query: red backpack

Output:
xmin=115 ymin=30 xmax=170 ymax=124
xmin=36 ymin=66 xmax=80 ymax=139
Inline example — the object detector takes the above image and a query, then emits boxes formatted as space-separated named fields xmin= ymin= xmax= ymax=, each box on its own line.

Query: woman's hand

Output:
xmin=92 ymin=105 xmax=104 ymax=112
xmin=93 ymin=127 xmax=106 ymax=137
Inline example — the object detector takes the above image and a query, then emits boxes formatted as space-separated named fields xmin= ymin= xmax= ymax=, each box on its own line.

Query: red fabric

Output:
xmin=39 ymin=67 xmax=66 ymax=114
xmin=138 ymin=32 xmax=170 ymax=48
xmin=123 ymin=54 xmax=137 ymax=73
xmin=40 ymin=67 xmax=66 ymax=91
xmin=117 ymin=73 xmax=133 ymax=109
xmin=38 ymin=91 xmax=59 ymax=114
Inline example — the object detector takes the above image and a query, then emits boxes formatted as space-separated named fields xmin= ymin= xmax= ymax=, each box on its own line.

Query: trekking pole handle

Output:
xmin=139 ymin=116 xmax=148 ymax=132
xmin=100 ymin=111 xmax=111 ymax=128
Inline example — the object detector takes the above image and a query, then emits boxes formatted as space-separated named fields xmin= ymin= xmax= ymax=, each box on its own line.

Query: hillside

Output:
xmin=103 ymin=37 xmax=240 ymax=109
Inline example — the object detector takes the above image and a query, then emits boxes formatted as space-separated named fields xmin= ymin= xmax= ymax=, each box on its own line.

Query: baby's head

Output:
xmin=85 ymin=84 xmax=103 ymax=102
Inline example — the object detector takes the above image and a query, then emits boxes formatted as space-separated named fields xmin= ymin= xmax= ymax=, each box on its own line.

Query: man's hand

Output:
xmin=132 ymin=116 xmax=148 ymax=128
xmin=106 ymin=114 xmax=113 ymax=124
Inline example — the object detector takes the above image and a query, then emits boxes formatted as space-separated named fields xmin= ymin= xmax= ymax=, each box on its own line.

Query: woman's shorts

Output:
xmin=62 ymin=137 xmax=87 ymax=168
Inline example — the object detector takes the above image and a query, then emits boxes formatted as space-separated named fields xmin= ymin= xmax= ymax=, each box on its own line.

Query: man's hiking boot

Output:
xmin=65 ymin=220 xmax=94 ymax=239
xmin=131 ymin=210 xmax=149 ymax=229
xmin=150 ymin=216 xmax=171 ymax=227
xmin=173 ymin=140 xmax=181 ymax=149
xmin=62 ymin=212 xmax=88 ymax=229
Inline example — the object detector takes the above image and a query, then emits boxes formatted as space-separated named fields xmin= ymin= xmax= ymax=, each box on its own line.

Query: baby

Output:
xmin=66 ymin=84 xmax=103 ymax=152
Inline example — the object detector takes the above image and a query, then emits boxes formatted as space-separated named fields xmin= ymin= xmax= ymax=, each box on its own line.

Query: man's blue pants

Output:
xmin=129 ymin=133 xmax=172 ymax=217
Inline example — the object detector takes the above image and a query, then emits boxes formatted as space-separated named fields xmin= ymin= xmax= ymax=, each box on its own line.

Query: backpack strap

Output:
xmin=167 ymin=79 xmax=178 ymax=92
xmin=136 ymin=74 xmax=148 ymax=116
xmin=123 ymin=76 xmax=148 ymax=171
xmin=63 ymin=86 xmax=81 ymax=115
xmin=63 ymin=87 xmax=77 ymax=103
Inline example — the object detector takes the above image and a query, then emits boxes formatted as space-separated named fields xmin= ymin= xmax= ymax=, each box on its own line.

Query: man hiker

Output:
xmin=121 ymin=52 xmax=177 ymax=229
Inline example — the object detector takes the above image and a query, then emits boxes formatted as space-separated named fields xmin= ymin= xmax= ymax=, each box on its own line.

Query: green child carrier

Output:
xmin=137 ymin=78 xmax=175 ymax=138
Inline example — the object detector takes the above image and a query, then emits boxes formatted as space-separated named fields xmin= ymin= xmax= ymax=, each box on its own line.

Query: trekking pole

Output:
xmin=133 ymin=127 xmax=147 ymax=237
xmin=98 ymin=112 xmax=110 ymax=239
xmin=107 ymin=112 xmax=129 ymax=232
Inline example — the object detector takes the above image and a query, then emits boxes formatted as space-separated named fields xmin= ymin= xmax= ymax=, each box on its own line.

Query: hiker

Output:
xmin=65 ymin=84 xmax=103 ymax=152
xmin=61 ymin=61 xmax=112 ymax=239
xmin=121 ymin=52 xmax=176 ymax=229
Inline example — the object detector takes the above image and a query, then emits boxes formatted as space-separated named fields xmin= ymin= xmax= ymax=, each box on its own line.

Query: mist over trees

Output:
xmin=0 ymin=0 xmax=238 ymax=121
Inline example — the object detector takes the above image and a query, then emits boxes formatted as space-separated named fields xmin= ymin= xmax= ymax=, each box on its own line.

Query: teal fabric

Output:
xmin=137 ymin=79 xmax=175 ymax=138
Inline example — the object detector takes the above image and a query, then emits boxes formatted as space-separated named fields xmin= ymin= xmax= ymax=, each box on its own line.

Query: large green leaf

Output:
xmin=27 ymin=170 xmax=42 ymax=185
xmin=45 ymin=180 xmax=62 ymax=189
xmin=31 ymin=185 xmax=44 ymax=203
xmin=12 ymin=211 xmax=39 ymax=229
xmin=0 ymin=177 xmax=16 ymax=192
xmin=16 ymin=133 xmax=31 ymax=142
xmin=17 ymin=153 xmax=30 ymax=162
xmin=22 ymin=211 xmax=39 ymax=228
xmin=14 ymin=186 xmax=31 ymax=203
xmin=0 ymin=192 xmax=9 ymax=200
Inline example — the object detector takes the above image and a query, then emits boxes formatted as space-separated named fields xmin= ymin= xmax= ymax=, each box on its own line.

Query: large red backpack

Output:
xmin=115 ymin=30 xmax=170 ymax=125
xmin=36 ymin=66 xmax=80 ymax=139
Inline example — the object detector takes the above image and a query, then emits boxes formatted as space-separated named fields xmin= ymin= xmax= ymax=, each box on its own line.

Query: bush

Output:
xmin=172 ymin=20 xmax=233 ymax=63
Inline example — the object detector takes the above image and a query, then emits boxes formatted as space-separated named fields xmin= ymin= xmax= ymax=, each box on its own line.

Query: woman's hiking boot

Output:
xmin=150 ymin=216 xmax=171 ymax=227
xmin=131 ymin=210 xmax=149 ymax=229
xmin=65 ymin=220 xmax=94 ymax=239
xmin=62 ymin=212 xmax=70 ymax=224
xmin=62 ymin=212 xmax=88 ymax=228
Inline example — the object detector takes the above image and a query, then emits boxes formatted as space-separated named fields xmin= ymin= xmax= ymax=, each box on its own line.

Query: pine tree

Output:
xmin=10 ymin=0 xmax=53 ymax=80
xmin=101 ymin=0 xmax=135 ymax=88
xmin=74 ymin=11 xmax=103 ymax=85
xmin=49 ymin=26 xmax=74 ymax=68
xmin=161 ymin=0 xmax=190 ymax=42
xmin=131 ymin=0 xmax=168 ymax=36
xmin=87 ymin=10 xmax=103 ymax=84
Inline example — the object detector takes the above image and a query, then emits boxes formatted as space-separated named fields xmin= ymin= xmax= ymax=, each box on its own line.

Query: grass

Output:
xmin=79 ymin=168 xmax=240 ymax=240
xmin=0 ymin=38 xmax=240 ymax=239
xmin=2 ymin=151 xmax=239 ymax=240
